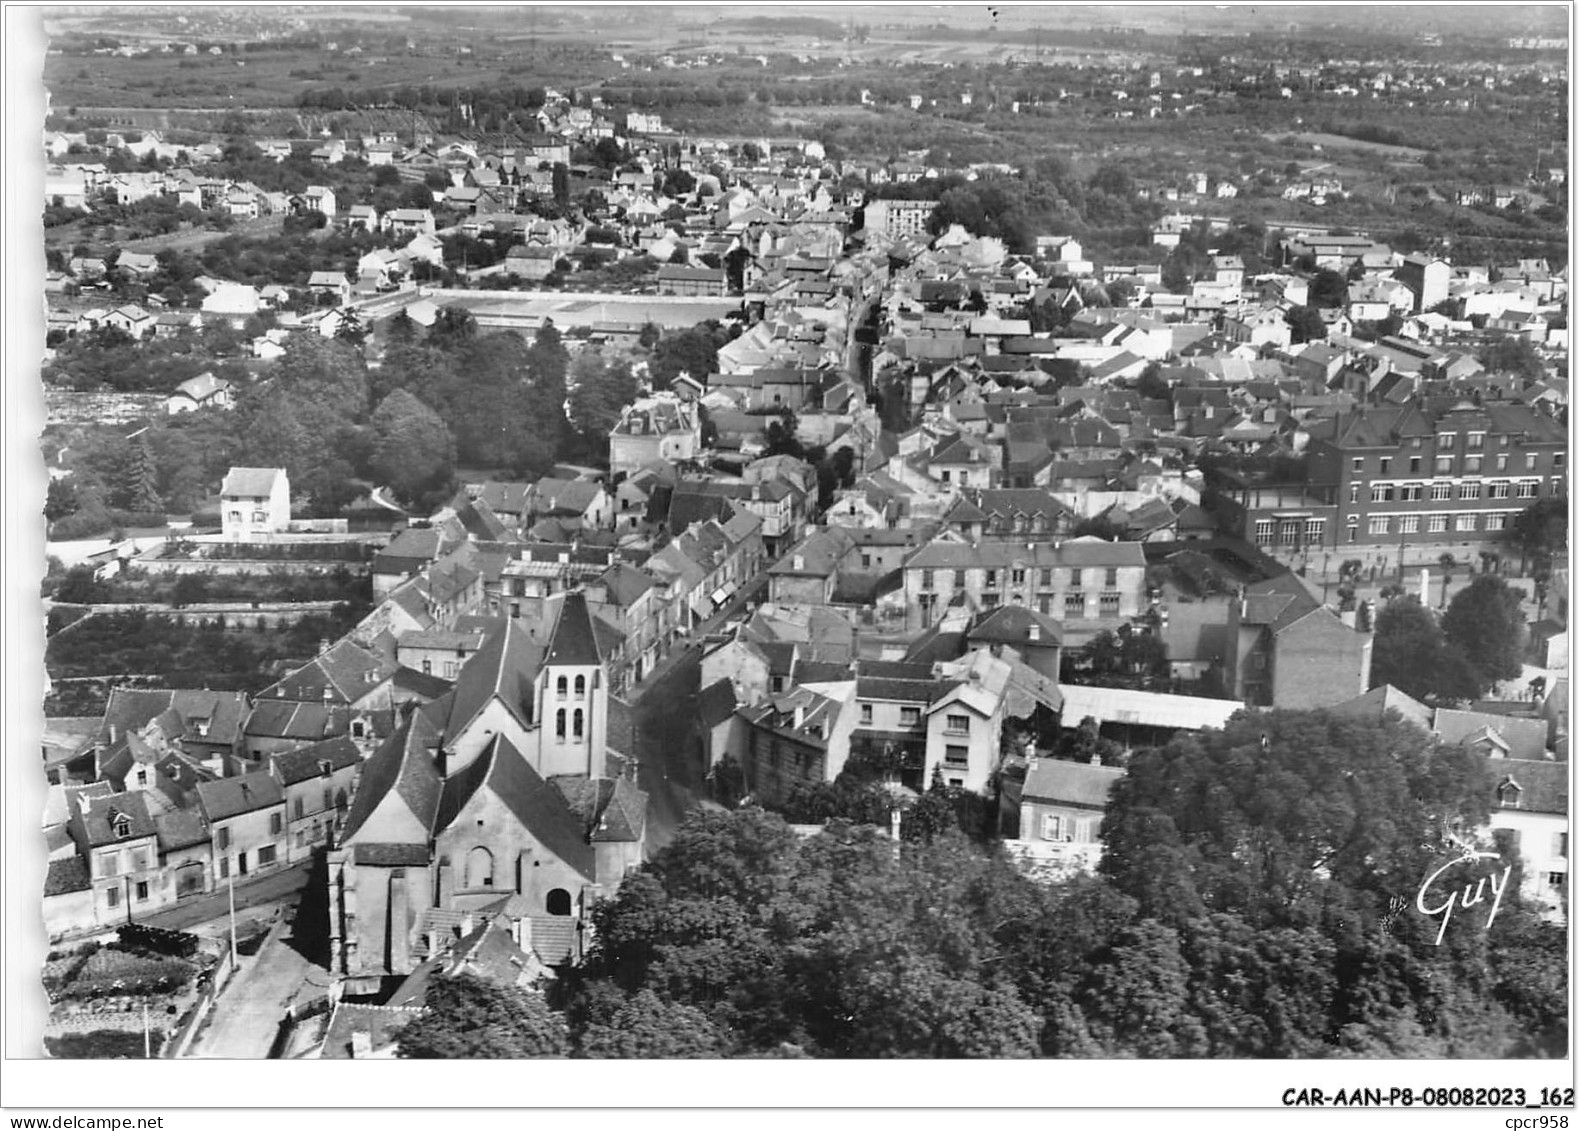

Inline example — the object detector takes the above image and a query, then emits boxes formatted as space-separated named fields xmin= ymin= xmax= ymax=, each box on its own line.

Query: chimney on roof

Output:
xmin=351 ymin=1030 xmax=372 ymax=1059
xmin=1028 ymin=623 xmax=1041 ymax=642
xmin=319 ymin=638 xmax=330 ymax=655
xmin=793 ymin=554 xmax=805 ymax=571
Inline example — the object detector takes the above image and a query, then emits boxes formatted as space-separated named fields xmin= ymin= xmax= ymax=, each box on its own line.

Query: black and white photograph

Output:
xmin=2 ymin=0 xmax=1571 ymax=1115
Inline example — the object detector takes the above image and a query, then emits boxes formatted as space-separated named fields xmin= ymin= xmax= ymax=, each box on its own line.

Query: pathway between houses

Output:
xmin=186 ymin=908 xmax=328 ymax=1059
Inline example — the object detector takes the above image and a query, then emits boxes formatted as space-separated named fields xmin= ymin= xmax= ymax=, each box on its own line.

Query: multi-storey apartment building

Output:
xmin=900 ymin=536 xmax=1148 ymax=640
xmin=1213 ymin=401 xmax=1566 ymax=554
xmin=1303 ymin=401 xmax=1566 ymax=550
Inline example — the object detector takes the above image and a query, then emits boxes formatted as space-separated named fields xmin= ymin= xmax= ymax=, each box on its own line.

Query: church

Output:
xmin=327 ymin=593 xmax=648 ymax=997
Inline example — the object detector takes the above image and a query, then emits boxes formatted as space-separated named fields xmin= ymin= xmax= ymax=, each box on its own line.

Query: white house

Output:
xmin=220 ymin=467 xmax=291 ymax=541
xmin=166 ymin=372 xmax=235 ymax=415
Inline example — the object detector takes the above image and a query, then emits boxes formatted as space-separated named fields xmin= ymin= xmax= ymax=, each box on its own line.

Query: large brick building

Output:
xmin=1304 ymin=401 xmax=1565 ymax=550
xmin=1213 ymin=401 xmax=1566 ymax=553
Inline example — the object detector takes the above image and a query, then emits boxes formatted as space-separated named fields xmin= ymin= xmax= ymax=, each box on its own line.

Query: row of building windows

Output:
xmin=1041 ymin=814 xmax=1100 ymax=843
xmin=212 ymin=816 xmax=284 ymax=852
xmin=1353 ymin=451 xmax=1559 ymax=477
xmin=555 ymin=675 xmax=588 ymax=699
xmin=216 ymin=843 xmax=277 ymax=880
xmin=103 ymin=881 xmax=151 ymax=908
xmin=919 ymin=592 xmax=1121 ymax=617
xmin=1358 ymin=479 xmax=1547 ymax=504
xmin=1348 ymin=511 xmax=1515 ymax=537
xmin=1254 ymin=519 xmax=1327 ymax=545
xmin=920 ymin=567 xmax=1122 ymax=591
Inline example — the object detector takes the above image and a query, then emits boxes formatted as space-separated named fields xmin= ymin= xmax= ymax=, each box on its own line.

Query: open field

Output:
xmin=1283 ymin=131 xmax=1433 ymax=160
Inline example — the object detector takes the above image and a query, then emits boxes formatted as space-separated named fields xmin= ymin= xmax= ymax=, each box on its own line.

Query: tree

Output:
xmin=1478 ymin=337 xmax=1546 ymax=383
xmin=1079 ymin=630 xmax=1125 ymax=678
xmin=1369 ymin=595 xmax=1484 ymax=702
xmin=54 ymin=564 xmax=107 ymax=605
xmin=574 ymin=989 xmax=728 ymax=1058
xmin=761 ymin=408 xmax=803 ymax=458
xmin=396 ymin=974 xmax=569 ymax=1058
xmin=551 ymin=162 xmax=571 ymax=208
xmin=44 ymin=477 xmax=80 ymax=524
xmin=1507 ymin=497 xmax=1566 ymax=571
xmin=649 ymin=320 xmax=731 ymax=389
xmin=1285 ymin=304 xmax=1327 ymax=344
xmin=119 ymin=437 xmax=163 ymax=513
xmin=1441 ymin=575 xmax=1527 ymax=689
xmin=386 ymin=309 xmax=417 ymax=346
xmin=332 ymin=305 xmax=365 ymax=346
xmin=272 ymin=334 xmax=370 ymax=422
xmin=1101 ymin=709 xmax=1494 ymax=933
xmin=577 ymin=808 xmax=1044 ymax=1057
xmin=567 ymin=349 xmax=639 ymax=450
xmin=368 ymin=389 xmax=456 ymax=511
xmin=1308 ymin=268 xmax=1349 ymax=309
xmin=428 ymin=304 xmax=477 ymax=348
xmin=660 ymin=168 xmax=696 ymax=198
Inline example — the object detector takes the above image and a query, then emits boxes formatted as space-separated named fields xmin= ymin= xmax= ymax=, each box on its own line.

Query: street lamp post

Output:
xmin=227 ymin=861 xmax=238 ymax=969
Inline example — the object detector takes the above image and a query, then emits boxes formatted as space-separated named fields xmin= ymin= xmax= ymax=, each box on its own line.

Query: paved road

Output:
xmin=630 ymin=647 xmax=703 ymax=851
xmin=187 ymin=915 xmax=329 ymax=1059
xmin=142 ymin=861 xmax=311 ymax=933
xmin=625 ymin=575 xmax=768 ymax=849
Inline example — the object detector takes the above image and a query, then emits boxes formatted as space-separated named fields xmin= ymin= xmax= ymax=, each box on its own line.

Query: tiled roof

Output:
xmin=473 ymin=744 xmax=595 ymax=879
xmin=269 ymin=735 xmax=362 ymax=786
xmin=391 ymin=666 xmax=453 ymax=700
xmin=45 ymin=856 xmax=91 ymax=896
xmin=339 ymin=710 xmax=445 ymax=842
xmin=197 ymin=772 xmax=283 ymax=822
xmin=76 ymin=789 xmax=157 ymax=847
xmin=1488 ymin=758 xmax=1568 ymax=816
xmin=221 ymin=467 xmax=284 ymax=497
xmin=697 ymin=679 xmax=739 ymax=727
xmin=968 ymin=604 xmax=1063 ymax=647
xmin=1327 ymin=685 xmax=1433 ymax=732
xmin=154 ymin=808 xmax=210 ymax=852
xmin=545 ymin=592 xmax=605 ymax=667
xmin=444 ymin=618 xmax=544 ymax=748
xmin=318 ymin=1001 xmax=424 ymax=1059
xmin=524 ymin=916 xmax=576 ymax=966
xmin=96 ymin=688 xmax=249 ymax=751
xmin=1022 ymin=757 xmax=1125 ymax=807
xmin=244 ymin=700 xmax=343 ymax=741
xmin=1239 ymin=573 xmax=1324 ymax=633
xmin=1436 ymin=709 xmax=1550 ymax=762
xmin=553 ymin=774 xmax=647 ymax=844
xmin=530 ymin=477 xmax=604 ymax=515
xmin=263 ymin=639 xmax=396 ymax=704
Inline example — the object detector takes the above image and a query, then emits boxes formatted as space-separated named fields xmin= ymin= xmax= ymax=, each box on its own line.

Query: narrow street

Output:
xmin=625 ymin=576 xmax=767 ymax=849
xmin=187 ymin=918 xmax=327 ymax=1059
xmin=630 ymin=647 xmax=704 ymax=852
xmin=142 ymin=860 xmax=312 ymax=933
xmin=186 ymin=857 xmax=331 ymax=1059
